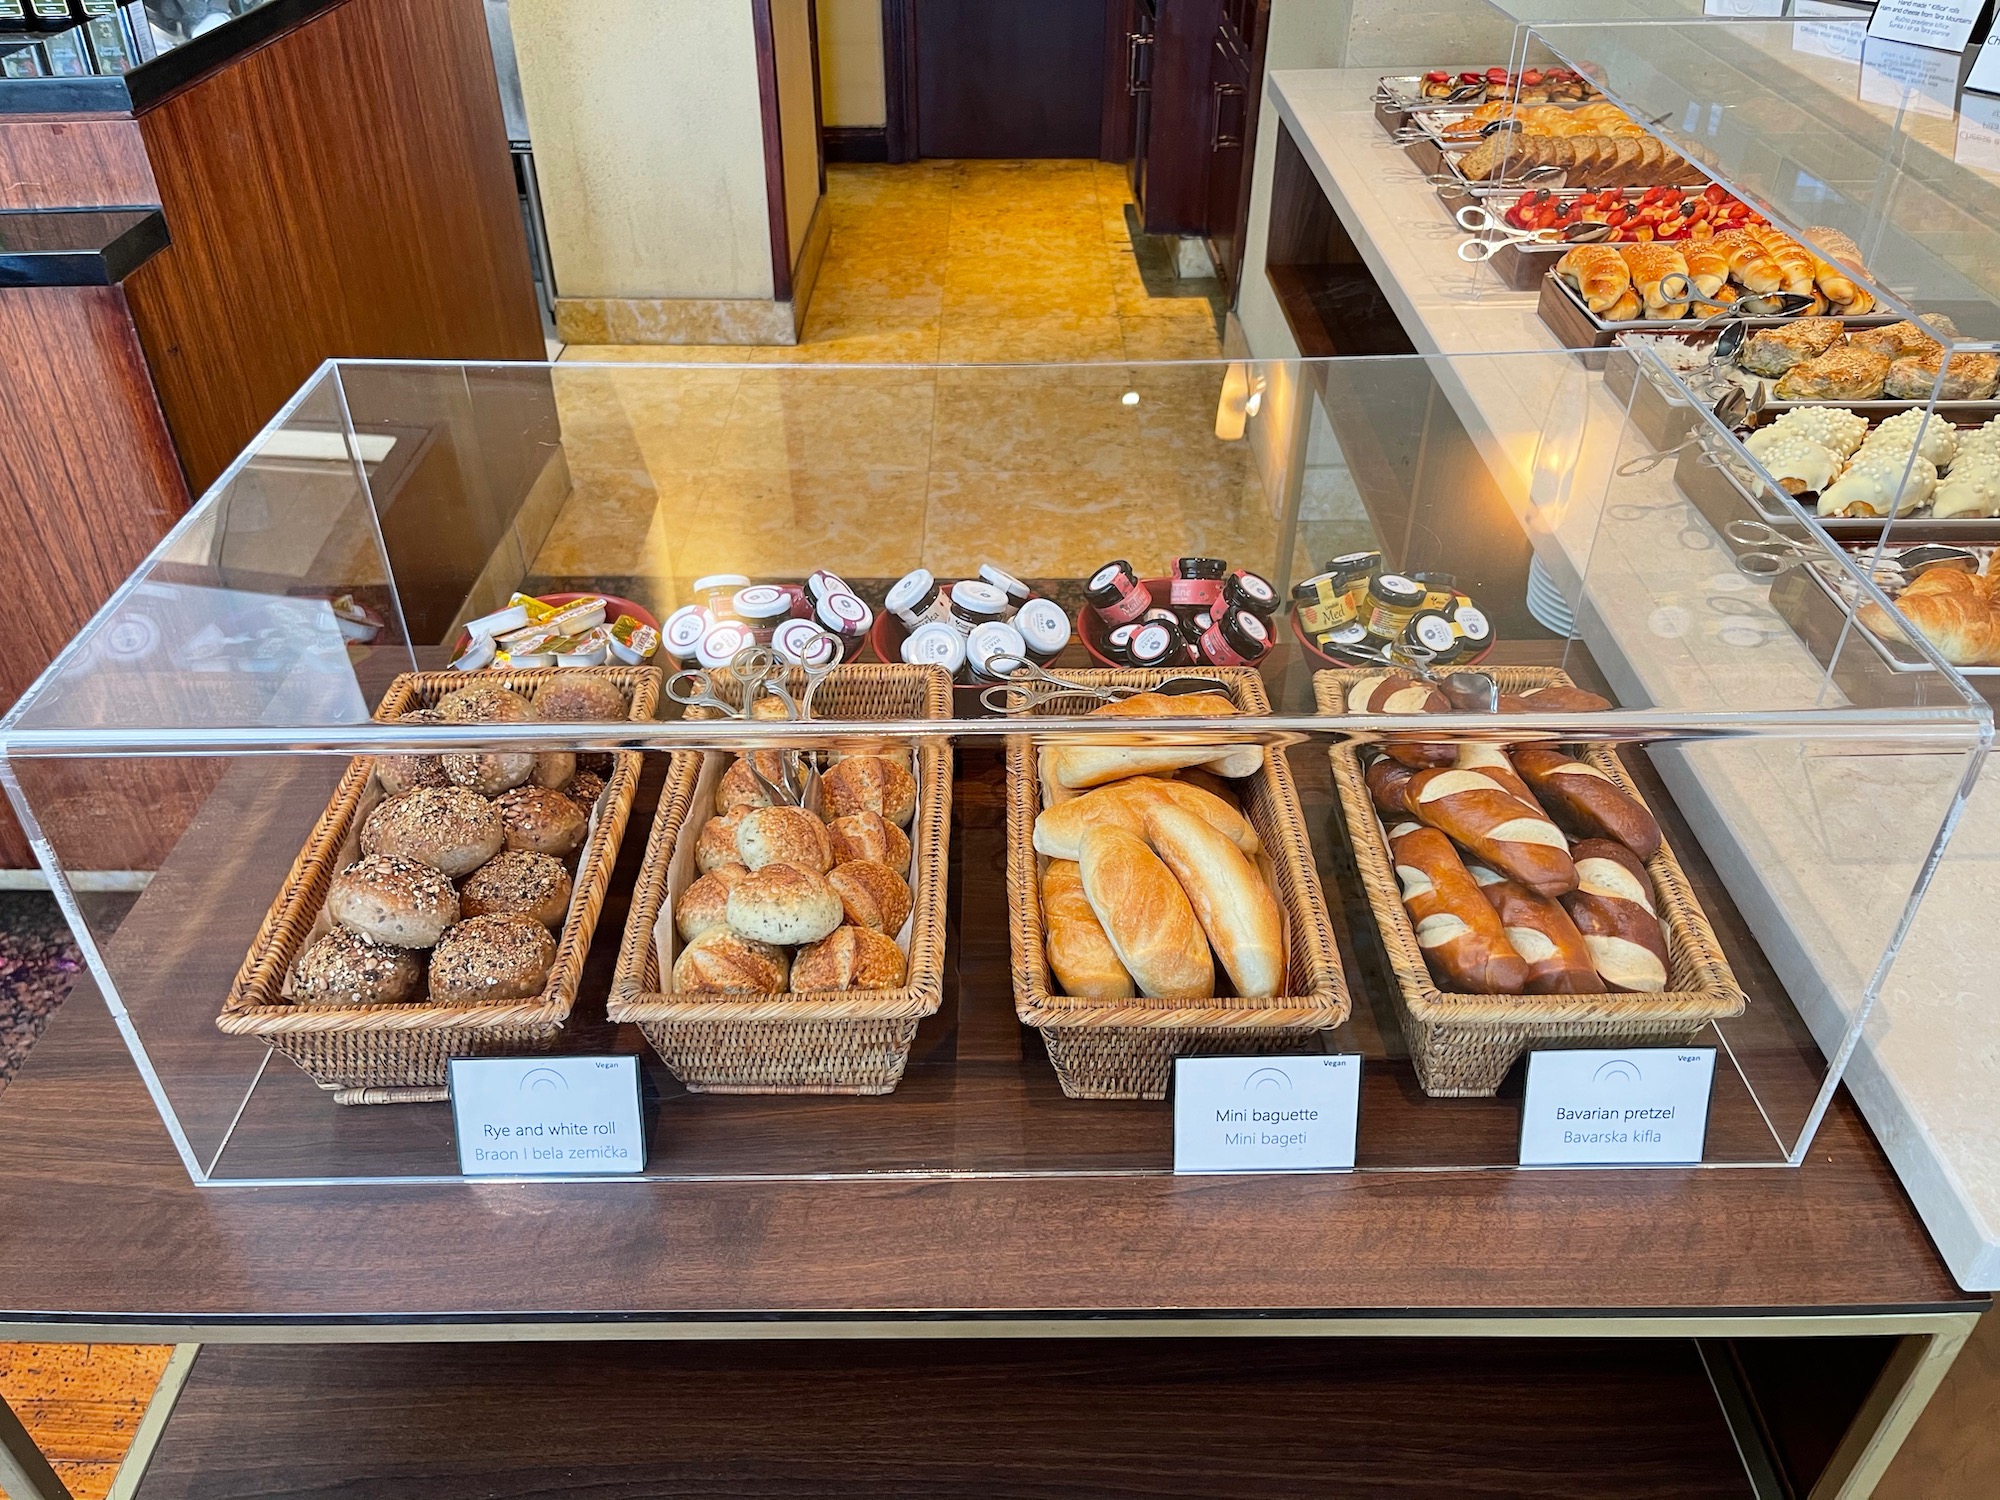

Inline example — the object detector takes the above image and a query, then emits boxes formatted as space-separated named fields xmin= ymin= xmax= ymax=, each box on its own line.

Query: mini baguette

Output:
xmin=1511 ymin=747 xmax=1662 ymax=860
xmin=1560 ymin=838 xmax=1670 ymax=993
xmin=1041 ymin=859 xmax=1134 ymax=1001
xmin=1466 ymin=864 xmax=1601 ymax=994
xmin=1048 ymin=691 xmax=1261 ymax=789
xmin=1142 ymin=802 xmax=1285 ymax=999
xmin=1387 ymin=821 xmax=1527 ymax=993
xmin=1076 ymin=825 xmax=1213 ymax=1000
xmin=1405 ymin=767 xmax=1577 ymax=898
xmin=1033 ymin=775 xmax=1259 ymax=860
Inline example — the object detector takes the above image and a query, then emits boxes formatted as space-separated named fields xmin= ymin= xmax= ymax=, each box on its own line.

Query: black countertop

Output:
xmin=0 ymin=0 xmax=343 ymax=114
xmin=0 ymin=206 xmax=167 ymax=283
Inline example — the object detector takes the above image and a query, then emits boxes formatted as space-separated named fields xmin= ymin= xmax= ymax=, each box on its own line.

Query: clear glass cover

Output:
xmin=2 ymin=356 xmax=1985 ymax=1184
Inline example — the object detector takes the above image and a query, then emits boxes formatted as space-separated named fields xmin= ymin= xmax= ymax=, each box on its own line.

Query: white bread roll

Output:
xmin=1033 ymin=776 xmax=1258 ymax=861
xmin=1076 ymin=826 xmax=1213 ymax=1001
xmin=1141 ymin=802 xmax=1284 ymax=999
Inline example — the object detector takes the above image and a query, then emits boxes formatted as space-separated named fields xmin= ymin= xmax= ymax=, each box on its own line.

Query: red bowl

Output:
xmin=1287 ymin=606 xmax=1495 ymax=668
xmin=451 ymin=592 xmax=659 ymax=659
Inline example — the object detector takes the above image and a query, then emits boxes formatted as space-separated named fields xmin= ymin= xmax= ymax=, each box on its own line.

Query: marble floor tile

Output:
xmin=671 ymin=467 xmax=931 ymax=586
xmin=716 ymin=369 xmax=937 ymax=471
xmin=1120 ymin=312 xmax=1225 ymax=361
xmin=533 ymin=464 xmax=697 ymax=579
xmin=937 ymin=312 xmax=1128 ymax=364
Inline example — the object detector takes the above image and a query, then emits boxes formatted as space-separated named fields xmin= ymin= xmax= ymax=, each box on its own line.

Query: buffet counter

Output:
xmin=1262 ymin=66 xmax=2000 ymax=1290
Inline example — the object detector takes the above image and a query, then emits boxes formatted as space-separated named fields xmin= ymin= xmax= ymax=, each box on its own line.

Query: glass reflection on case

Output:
xmin=0 ymin=36 xmax=45 ymax=74
xmin=82 ymin=9 xmax=130 ymax=69
xmin=39 ymin=24 xmax=88 ymax=73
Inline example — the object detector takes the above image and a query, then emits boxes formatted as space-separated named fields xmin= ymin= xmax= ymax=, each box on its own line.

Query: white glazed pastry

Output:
xmin=1931 ymin=470 xmax=2000 ymax=519
xmin=1742 ymin=431 xmax=1839 ymax=493
xmin=1818 ymin=450 xmax=1939 ymax=517
xmin=1859 ymin=410 xmax=1958 ymax=470
xmin=1951 ymin=429 xmax=2000 ymax=468
xmin=1767 ymin=405 xmax=1868 ymax=458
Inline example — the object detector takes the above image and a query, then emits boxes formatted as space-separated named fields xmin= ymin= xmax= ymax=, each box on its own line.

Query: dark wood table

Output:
xmin=0 ymin=692 xmax=1986 ymax=1496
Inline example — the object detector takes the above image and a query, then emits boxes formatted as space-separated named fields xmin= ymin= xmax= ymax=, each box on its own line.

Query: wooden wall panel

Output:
xmin=123 ymin=0 xmax=545 ymax=494
xmin=0 ymin=115 xmax=157 ymax=210
xmin=0 ymin=285 xmax=191 ymax=867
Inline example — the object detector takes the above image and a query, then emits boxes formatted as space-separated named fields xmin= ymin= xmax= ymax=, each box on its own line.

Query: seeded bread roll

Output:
xmin=695 ymin=810 xmax=750 ymax=874
xmin=820 ymin=754 xmax=918 ymax=827
xmin=493 ymin=784 xmax=587 ymax=858
xmin=458 ymin=850 xmax=573 ymax=930
xmin=735 ymin=805 xmax=833 ymax=873
xmin=428 ymin=913 xmax=556 ymax=1004
xmin=360 ymin=786 xmax=504 ymax=878
xmin=533 ymin=673 xmax=629 ymax=722
xmin=726 ymin=863 xmax=843 ymax=946
xmin=530 ymin=752 xmax=578 ymax=793
xmin=716 ymin=756 xmax=777 ymax=814
xmin=826 ymin=811 xmax=911 ymax=875
xmin=673 ymin=926 xmax=789 ymax=994
xmin=327 ymin=854 xmax=459 ymax=948
xmin=562 ymin=769 xmax=608 ymax=810
xmin=375 ymin=709 xmax=449 ymax=795
xmin=676 ymin=862 xmax=750 ymax=941
xmin=289 ymin=928 xmax=423 ymax=1006
xmin=827 ymin=859 xmax=912 ymax=934
xmin=792 ymin=924 xmax=905 ymax=992
xmin=437 ymin=683 xmax=539 ymax=796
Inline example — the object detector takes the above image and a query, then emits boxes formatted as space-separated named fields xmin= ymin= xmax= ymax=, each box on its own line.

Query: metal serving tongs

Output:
xmin=1454 ymin=200 xmax=1615 ymax=262
xmin=1722 ymin=519 xmax=1871 ymax=583
xmin=976 ymin=656 xmax=1226 ymax=716
xmin=1342 ymin=640 xmax=1500 ymax=713
xmin=1615 ymin=384 xmax=1764 ymax=475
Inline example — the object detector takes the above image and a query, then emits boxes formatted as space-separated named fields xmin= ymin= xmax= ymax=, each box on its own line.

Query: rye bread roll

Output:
xmin=327 ymin=853 xmax=459 ymax=948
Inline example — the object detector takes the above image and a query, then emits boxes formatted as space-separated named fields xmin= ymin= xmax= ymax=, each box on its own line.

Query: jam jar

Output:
xmin=1127 ymin=620 xmax=1187 ymax=669
xmin=1222 ymin=568 xmax=1278 ymax=618
xmin=1170 ymin=556 xmax=1227 ymax=612
xmin=901 ymin=620 xmax=966 ymax=675
xmin=1198 ymin=607 xmax=1272 ymax=667
xmin=965 ymin=620 xmax=1029 ymax=681
xmin=1084 ymin=560 xmax=1153 ymax=627
xmin=885 ymin=568 xmax=951 ymax=631
xmin=948 ymin=579 xmax=1009 ymax=635
xmin=1292 ymin=573 xmax=1358 ymax=638
xmin=731 ymin=584 xmax=793 ymax=644
xmin=1362 ymin=574 xmax=1427 ymax=641
xmin=1013 ymin=598 xmax=1071 ymax=664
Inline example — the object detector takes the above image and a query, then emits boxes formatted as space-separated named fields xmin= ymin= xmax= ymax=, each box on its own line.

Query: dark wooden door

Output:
xmin=912 ymin=0 xmax=1108 ymax=158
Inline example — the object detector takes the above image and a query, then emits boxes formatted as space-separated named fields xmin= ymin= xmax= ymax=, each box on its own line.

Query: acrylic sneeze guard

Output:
xmin=0 ymin=353 xmax=1985 ymax=1185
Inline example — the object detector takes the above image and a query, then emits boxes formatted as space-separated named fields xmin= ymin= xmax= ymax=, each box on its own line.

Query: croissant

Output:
xmin=1858 ymin=568 xmax=2000 ymax=667
xmin=1682 ymin=238 xmax=1729 ymax=298
xmin=1748 ymin=228 xmax=1817 ymax=297
xmin=1557 ymin=243 xmax=1632 ymax=316
xmin=1618 ymin=243 xmax=1691 ymax=319
xmin=1708 ymin=229 xmax=1783 ymax=294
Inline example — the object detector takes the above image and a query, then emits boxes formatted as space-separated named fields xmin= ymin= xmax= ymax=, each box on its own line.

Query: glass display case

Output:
xmin=0 ymin=353 xmax=1985 ymax=1185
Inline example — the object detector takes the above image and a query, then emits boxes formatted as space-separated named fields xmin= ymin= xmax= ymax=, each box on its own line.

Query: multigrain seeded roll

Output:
xmin=532 ymin=673 xmax=629 ymax=722
xmin=458 ymin=850 xmax=573 ymax=929
xmin=826 ymin=811 xmax=910 ymax=875
xmin=725 ymin=864 xmax=843 ymax=946
xmin=437 ymin=684 xmax=539 ymax=796
xmin=716 ymin=756 xmax=777 ymax=814
xmin=493 ymin=784 xmax=588 ymax=858
xmin=375 ymin=709 xmax=450 ymax=795
xmin=677 ymin=863 xmax=751 ymax=941
xmin=359 ymin=786 xmax=504 ymax=878
xmin=428 ymin=914 xmax=556 ymax=1004
xmin=734 ymin=805 xmax=832 ymax=873
xmin=561 ymin=769 xmax=608 ymax=810
xmin=530 ymin=752 xmax=578 ymax=793
xmin=289 ymin=928 xmax=424 ymax=1006
xmin=826 ymin=859 xmax=911 ymax=934
xmin=327 ymin=854 xmax=459 ymax=947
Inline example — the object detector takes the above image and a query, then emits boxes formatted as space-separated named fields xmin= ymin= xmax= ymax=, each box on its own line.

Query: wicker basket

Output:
xmin=1006 ymin=668 xmax=1349 ymax=1100
xmin=608 ymin=664 xmax=953 ymax=1095
xmin=1315 ymin=665 xmax=1745 ymax=1097
xmin=220 ymin=666 xmax=662 ymax=1104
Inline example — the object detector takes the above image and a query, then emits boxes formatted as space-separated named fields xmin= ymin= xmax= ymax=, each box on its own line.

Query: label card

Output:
xmin=1866 ymin=0 xmax=1987 ymax=53
xmin=450 ymin=1056 xmax=646 ymax=1176
xmin=1860 ymin=36 xmax=1965 ymax=115
xmin=1518 ymin=1048 xmax=1716 ymax=1166
xmin=1173 ymin=1055 xmax=1360 ymax=1174
xmin=1794 ymin=0 xmax=1872 ymax=63
xmin=1966 ymin=34 xmax=2000 ymax=90
xmin=1958 ymin=87 xmax=2000 ymax=163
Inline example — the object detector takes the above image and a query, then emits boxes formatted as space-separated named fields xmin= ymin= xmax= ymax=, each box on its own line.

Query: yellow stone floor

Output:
xmin=528 ymin=160 xmax=1279 ymax=602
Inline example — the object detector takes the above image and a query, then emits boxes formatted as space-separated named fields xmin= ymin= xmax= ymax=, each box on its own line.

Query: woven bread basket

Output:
xmin=1006 ymin=667 xmax=1348 ymax=1100
xmin=1315 ymin=665 xmax=1745 ymax=1097
xmin=608 ymin=663 xmax=952 ymax=1095
xmin=221 ymin=666 xmax=662 ymax=1104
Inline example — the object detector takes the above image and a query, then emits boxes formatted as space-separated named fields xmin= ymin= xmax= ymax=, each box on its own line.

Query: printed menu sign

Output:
xmin=1966 ymin=34 xmax=2000 ymax=90
xmin=1518 ymin=1048 xmax=1716 ymax=1165
xmin=450 ymin=1056 xmax=645 ymax=1175
xmin=1860 ymin=35 xmax=1965 ymax=116
xmin=1173 ymin=1055 xmax=1361 ymax=1173
xmin=1866 ymin=0 xmax=1988 ymax=53
xmin=1958 ymin=88 xmax=2000 ymax=164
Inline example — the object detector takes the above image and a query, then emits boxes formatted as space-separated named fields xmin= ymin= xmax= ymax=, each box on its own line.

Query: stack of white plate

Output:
xmin=1526 ymin=555 xmax=1577 ymax=638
